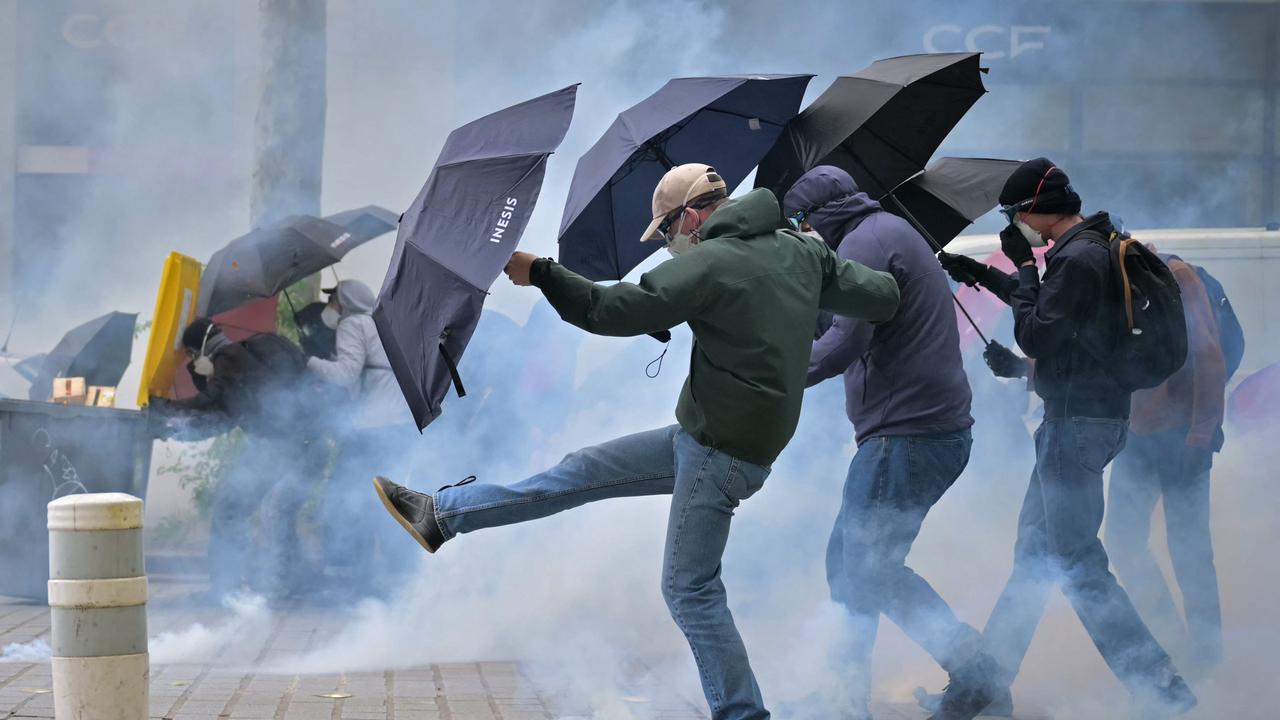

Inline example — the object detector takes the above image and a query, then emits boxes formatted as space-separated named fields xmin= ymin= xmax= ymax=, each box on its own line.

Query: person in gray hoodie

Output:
xmin=784 ymin=166 xmax=992 ymax=720
xmin=308 ymin=279 xmax=417 ymax=596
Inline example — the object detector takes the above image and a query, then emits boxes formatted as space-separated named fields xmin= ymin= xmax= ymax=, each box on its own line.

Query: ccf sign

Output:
xmin=923 ymin=25 xmax=1051 ymax=60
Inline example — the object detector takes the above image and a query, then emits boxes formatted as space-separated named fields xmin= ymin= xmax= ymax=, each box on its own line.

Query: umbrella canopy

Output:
xmin=28 ymin=311 xmax=137 ymax=401
xmin=374 ymin=84 xmax=577 ymax=430
xmin=323 ymin=205 xmax=400 ymax=245
xmin=755 ymin=53 xmax=986 ymax=201
xmin=883 ymin=157 xmax=1023 ymax=247
xmin=558 ymin=74 xmax=813 ymax=280
xmin=198 ymin=206 xmax=397 ymax=316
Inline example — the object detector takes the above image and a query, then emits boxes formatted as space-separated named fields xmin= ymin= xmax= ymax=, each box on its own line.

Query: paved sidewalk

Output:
xmin=0 ymin=582 xmax=1048 ymax=720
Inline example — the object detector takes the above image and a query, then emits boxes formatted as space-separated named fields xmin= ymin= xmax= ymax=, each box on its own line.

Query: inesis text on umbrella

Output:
xmin=489 ymin=197 xmax=519 ymax=244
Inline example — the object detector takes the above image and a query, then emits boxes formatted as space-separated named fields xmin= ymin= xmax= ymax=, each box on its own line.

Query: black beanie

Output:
xmin=999 ymin=157 xmax=1081 ymax=215
xmin=181 ymin=317 xmax=218 ymax=351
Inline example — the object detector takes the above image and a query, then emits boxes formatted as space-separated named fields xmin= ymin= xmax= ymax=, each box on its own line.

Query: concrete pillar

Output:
xmin=0 ymin=0 xmax=17 ymax=309
xmin=47 ymin=493 xmax=148 ymax=720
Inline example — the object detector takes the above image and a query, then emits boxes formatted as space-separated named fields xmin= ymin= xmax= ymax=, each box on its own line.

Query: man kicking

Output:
xmin=372 ymin=163 xmax=900 ymax=720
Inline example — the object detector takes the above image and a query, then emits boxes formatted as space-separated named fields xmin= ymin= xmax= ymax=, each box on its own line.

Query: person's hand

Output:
xmin=984 ymin=340 xmax=1028 ymax=379
xmin=937 ymin=251 xmax=987 ymax=287
xmin=999 ymin=224 xmax=1035 ymax=267
xmin=504 ymin=252 xmax=538 ymax=286
xmin=1182 ymin=443 xmax=1214 ymax=475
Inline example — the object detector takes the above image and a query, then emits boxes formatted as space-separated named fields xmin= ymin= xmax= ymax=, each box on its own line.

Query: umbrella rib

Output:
xmin=434 ymin=150 xmax=553 ymax=171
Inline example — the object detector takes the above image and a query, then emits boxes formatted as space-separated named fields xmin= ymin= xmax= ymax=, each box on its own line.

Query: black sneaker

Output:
xmin=927 ymin=653 xmax=1004 ymax=720
xmin=915 ymin=685 xmax=1013 ymax=717
xmin=371 ymin=476 xmax=447 ymax=553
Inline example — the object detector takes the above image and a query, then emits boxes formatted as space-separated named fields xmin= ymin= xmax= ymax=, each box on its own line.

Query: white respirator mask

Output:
xmin=1014 ymin=218 xmax=1048 ymax=248
xmin=192 ymin=324 xmax=215 ymax=377
xmin=321 ymin=305 xmax=341 ymax=330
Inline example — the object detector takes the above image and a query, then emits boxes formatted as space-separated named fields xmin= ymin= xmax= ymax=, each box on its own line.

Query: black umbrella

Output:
xmin=883 ymin=157 xmax=1023 ymax=247
xmin=374 ymin=85 xmax=577 ymax=431
xmin=558 ymin=74 xmax=813 ymax=281
xmin=755 ymin=53 xmax=986 ymax=201
xmin=28 ymin=311 xmax=137 ymax=401
xmin=198 ymin=205 xmax=398 ymax=316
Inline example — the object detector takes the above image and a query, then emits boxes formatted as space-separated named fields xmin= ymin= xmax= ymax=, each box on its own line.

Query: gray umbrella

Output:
xmin=198 ymin=206 xmax=398 ymax=316
xmin=28 ymin=312 xmax=137 ymax=401
xmin=374 ymin=84 xmax=577 ymax=431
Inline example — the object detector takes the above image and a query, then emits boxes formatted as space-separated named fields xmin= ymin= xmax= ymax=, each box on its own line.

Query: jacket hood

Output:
xmin=334 ymin=279 xmax=376 ymax=316
xmin=783 ymin=165 xmax=881 ymax=249
xmin=700 ymin=188 xmax=785 ymax=241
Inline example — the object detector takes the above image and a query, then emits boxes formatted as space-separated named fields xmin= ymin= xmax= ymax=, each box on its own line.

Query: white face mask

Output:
xmin=193 ymin=355 xmax=215 ymax=377
xmin=192 ymin=324 xmax=216 ymax=377
xmin=321 ymin=306 xmax=341 ymax=330
xmin=664 ymin=209 xmax=700 ymax=257
xmin=1015 ymin=218 xmax=1047 ymax=248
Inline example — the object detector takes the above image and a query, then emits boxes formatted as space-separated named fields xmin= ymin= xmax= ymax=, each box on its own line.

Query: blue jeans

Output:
xmin=982 ymin=418 xmax=1175 ymax=692
xmin=433 ymin=425 xmax=772 ymax=720
xmin=826 ymin=429 xmax=981 ymax=709
xmin=1107 ymin=427 xmax=1222 ymax=672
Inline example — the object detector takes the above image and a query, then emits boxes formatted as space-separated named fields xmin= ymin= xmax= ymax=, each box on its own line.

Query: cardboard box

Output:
xmin=86 ymin=386 xmax=117 ymax=408
xmin=51 ymin=377 xmax=86 ymax=405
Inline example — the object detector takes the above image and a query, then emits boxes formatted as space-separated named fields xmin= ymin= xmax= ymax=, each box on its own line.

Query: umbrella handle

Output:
xmin=439 ymin=342 xmax=467 ymax=398
xmin=883 ymin=191 xmax=990 ymax=346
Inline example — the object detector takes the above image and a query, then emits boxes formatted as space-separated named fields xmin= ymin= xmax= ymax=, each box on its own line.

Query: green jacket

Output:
xmin=534 ymin=188 xmax=900 ymax=465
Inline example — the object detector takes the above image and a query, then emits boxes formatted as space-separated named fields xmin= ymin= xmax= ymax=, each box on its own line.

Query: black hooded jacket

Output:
xmin=982 ymin=212 xmax=1129 ymax=419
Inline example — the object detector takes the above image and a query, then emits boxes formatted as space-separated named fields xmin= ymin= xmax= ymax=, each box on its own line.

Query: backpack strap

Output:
xmin=1111 ymin=231 xmax=1138 ymax=333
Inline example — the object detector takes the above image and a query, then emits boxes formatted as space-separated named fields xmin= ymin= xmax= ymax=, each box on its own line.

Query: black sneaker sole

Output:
xmin=372 ymin=476 xmax=438 ymax=554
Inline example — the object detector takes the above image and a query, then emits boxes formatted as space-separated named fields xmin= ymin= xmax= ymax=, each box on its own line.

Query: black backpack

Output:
xmin=1105 ymin=231 xmax=1188 ymax=391
xmin=1190 ymin=265 xmax=1246 ymax=380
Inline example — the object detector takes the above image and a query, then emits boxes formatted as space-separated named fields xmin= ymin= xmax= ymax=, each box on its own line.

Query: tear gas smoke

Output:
xmin=2 ymin=2 xmax=1278 ymax=719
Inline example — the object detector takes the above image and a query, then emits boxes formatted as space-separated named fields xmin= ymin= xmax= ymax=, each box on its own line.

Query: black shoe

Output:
xmin=915 ymin=685 xmax=1013 ymax=717
xmin=371 ymin=476 xmax=447 ymax=553
xmin=926 ymin=653 xmax=1004 ymax=720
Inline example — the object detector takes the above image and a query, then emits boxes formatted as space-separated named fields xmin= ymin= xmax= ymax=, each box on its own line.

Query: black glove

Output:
xmin=984 ymin=340 xmax=1028 ymax=379
xmin=999 ymin=224 xmax=1035 ymax=268
xmin=937 ymin=251 xmax=988 ymax=288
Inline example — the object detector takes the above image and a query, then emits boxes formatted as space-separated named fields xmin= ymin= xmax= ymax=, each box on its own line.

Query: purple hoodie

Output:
xmin=784 ymin=166 xmax=972 ymax=444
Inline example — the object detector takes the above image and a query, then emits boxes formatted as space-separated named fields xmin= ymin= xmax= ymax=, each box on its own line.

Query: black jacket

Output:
xmin=980 ymin=212 xmax=1129 ymax=419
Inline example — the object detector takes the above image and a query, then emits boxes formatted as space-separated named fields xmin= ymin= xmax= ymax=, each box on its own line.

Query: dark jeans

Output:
xmin=826 ymin=429 xmax=982 ymax=708
xmin=983 ymin=418 xmax=1176 ymax=693
xmin=1107 ymin=427 xmax=1222 ymax=672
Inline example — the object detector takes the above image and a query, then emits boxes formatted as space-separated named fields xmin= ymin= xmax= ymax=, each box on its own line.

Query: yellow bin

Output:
xmin=136 ymin=252 xmax=202 ymax=407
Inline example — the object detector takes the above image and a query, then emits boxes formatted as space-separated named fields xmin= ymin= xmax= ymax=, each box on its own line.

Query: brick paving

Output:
xmin=0 ymin=578 xmax=1044 ymax=719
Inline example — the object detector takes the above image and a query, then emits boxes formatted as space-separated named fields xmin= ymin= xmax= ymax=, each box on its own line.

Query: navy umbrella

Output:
xmin=198 ymin=206 xmax=398 ymax=316
xmin=374 ymin=85 xmax=577 ymax=431
xmin=558 ymin=74 xmax=813 ymax=281
xmin=28 ymin=311 xmax=137 ymax=401
xmin=755 ymin=53 xmax=986 ymax=201
xmin=883 ymin=156 xmax=1023 ymax=247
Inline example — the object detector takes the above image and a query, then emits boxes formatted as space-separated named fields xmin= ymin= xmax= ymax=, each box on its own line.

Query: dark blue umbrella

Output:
xmin=557 ymin=74 xmax=813 ymax=281
xmin=374 ymin=84 xmax=578 ymax=431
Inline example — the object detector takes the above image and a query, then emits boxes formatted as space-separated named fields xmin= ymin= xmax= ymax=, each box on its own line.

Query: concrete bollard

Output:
xmin=47 ymin=493 xmax=148 ymax=720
